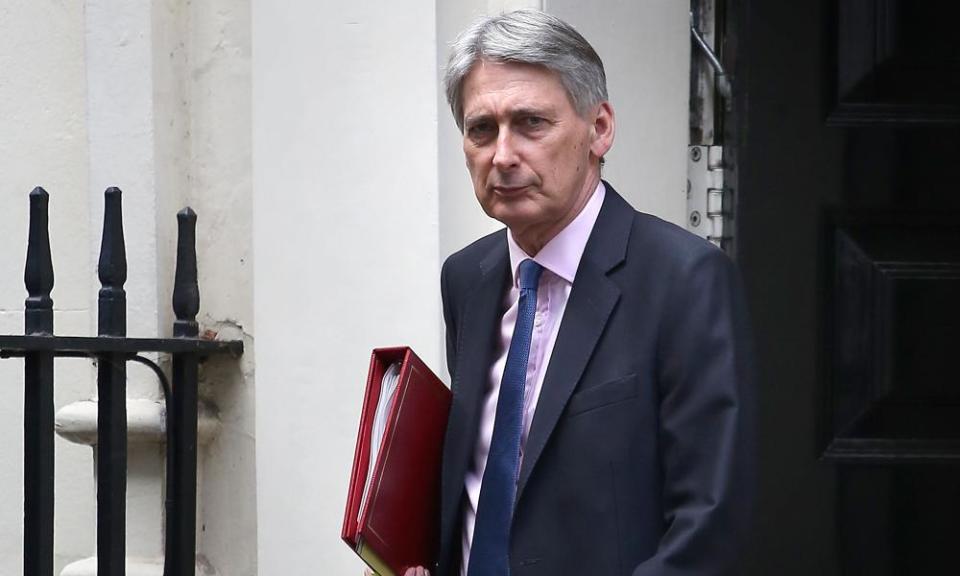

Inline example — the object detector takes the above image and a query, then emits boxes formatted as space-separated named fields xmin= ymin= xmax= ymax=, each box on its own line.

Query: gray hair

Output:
xmin=444 ymin=9 xmax=608 ymax=132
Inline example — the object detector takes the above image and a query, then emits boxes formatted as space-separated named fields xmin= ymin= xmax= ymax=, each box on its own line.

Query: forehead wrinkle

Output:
xmin=461 ymin=60 xmax=577 ymax=128
xmin=463 ymin=86 xmax=560 ymax=121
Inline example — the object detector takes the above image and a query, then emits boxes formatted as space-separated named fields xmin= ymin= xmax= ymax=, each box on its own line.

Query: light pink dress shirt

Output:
xmin=459 ymin=182 xmax=606 ymax=576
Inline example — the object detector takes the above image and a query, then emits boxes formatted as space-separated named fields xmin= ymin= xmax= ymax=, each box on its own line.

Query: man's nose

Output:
xmin=492 ymin=129 xmax=519 ymax=170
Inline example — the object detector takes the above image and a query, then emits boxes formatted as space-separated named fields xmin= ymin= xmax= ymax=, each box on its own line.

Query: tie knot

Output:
xmin=518 ymin=259 xmax=543 ymax=291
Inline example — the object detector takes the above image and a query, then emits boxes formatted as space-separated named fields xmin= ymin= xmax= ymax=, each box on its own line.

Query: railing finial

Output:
xmin=173 ymin=207 xmax=200 ymax=338
xmin=98 ymin=187 xmax=127 ymax=337
xmin=25 ymin=187 xmax=54 ymax=334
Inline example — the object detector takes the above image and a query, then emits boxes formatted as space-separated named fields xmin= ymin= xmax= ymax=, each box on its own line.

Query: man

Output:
xmin=437 ymin=10 xmax=755 ymax=576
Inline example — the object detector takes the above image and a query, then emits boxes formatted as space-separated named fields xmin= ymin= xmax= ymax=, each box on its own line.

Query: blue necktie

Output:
xmin=468 ymin=259 xmax=543 ymax=576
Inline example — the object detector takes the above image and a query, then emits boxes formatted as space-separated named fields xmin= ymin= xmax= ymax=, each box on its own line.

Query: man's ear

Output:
xmin=589 ymin=102 xmax=616 ymax=159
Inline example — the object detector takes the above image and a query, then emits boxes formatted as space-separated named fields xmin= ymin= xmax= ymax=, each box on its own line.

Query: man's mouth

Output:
xmin=492 ymin=184 xmax=530 ymax=195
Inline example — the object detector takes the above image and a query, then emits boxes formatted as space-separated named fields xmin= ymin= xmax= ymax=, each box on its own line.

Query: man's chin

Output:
xmin=486 ymin=205 xmax=539 ymax=231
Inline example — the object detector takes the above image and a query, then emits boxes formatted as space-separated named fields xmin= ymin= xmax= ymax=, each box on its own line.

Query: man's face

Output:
xmin=460 ymin=60 xmax=614 ymax=254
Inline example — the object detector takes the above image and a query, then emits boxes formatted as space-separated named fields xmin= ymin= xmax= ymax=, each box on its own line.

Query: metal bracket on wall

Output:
xmin=687 ymin=145 xmax=731 ymax=248
xmin=690 ymin=10 xmax=732 ymax=105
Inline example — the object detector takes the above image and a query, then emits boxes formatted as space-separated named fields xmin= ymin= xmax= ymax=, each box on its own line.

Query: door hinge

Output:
xmin=687 ymin=145 xmax=732 ymax=249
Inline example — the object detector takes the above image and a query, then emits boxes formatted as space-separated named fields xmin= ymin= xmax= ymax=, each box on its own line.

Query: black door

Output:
xmin=727 ymin=1 xmax=960 ymax=574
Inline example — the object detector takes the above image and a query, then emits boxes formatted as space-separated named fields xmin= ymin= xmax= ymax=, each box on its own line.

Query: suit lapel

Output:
xmin=516 ymin=185 xmax=634 ymax=503
xmin=440 ymin=237 xmax=509 ymax=553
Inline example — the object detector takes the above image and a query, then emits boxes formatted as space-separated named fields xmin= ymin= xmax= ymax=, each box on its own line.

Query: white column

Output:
xmin=180 ymin=1 xmax=256 ymax=574
xmin=252 ymin=1 xmax=441 ymax=574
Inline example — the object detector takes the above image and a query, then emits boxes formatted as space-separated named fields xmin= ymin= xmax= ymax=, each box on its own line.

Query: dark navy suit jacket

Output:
xmin=438 ymin=184 xmax=756 ymax=576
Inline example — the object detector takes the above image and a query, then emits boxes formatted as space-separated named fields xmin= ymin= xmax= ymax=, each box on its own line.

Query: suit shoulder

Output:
xmin=601 ymin=181 xmax=726 ymax=269
xmin=442 ymin=228 xmax=506 ymax=279
xmin=629 ymin=210 xmax=730 ymax=269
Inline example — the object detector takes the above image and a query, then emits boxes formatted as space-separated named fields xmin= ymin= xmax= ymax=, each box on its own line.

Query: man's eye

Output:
xmin=467 ymin=123 xmax=495 ymax=139
xmin=522 ymin=116 xmax=545 ymax=128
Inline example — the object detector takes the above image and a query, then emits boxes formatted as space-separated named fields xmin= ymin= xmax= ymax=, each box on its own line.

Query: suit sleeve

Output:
xmin=440 ymin=258 xmax=458 ymax=382
xmin=634 ymin=247 xmax=757 ymax=576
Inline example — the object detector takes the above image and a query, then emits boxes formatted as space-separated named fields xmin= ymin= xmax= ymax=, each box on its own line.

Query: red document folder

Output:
xmin=342 ymin=347 xmax=452 ymax=576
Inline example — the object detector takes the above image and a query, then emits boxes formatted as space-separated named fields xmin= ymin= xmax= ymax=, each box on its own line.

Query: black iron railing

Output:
xmin=0 ymin=187 xmax=243 ymax=576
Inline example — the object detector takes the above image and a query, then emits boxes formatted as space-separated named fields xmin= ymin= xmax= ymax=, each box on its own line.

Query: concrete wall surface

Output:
xmin=0 ymin=1 xmax=94 ymax=572
xmin=252 ymin=1 xmax=442 ymax=574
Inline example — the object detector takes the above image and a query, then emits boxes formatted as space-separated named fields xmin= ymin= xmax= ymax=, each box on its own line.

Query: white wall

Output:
xmin=254 ymin=0 xmax=689 ymax=574
xmin=252 ymin=1 xmax=442 ymax=574
xmin=183 ymin=2 xmax=256 ymax=575
xmin=0 ymin=1 xmax=94 ymax=573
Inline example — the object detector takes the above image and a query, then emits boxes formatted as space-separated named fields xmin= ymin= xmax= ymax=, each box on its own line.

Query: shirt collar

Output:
xmin=507 ymin=181 xmax=606 ymax=287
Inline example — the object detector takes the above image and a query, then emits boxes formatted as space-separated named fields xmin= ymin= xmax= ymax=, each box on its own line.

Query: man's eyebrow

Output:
xmin=464 ymin=107 xmax=555 ymax=126
xmin=510 ymin=106 xmax=553 ymax=118
xmin=463 ymin=113 xmax=493 ymax=127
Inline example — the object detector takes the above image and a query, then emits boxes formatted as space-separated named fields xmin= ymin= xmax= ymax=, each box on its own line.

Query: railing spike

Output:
xmin=173 ymin=207 xmax=199 ymax=338
xmin=98 ymin=187 xmax=127 ymax=337
xmin=25 ymin=186 xmax=54 ymax=331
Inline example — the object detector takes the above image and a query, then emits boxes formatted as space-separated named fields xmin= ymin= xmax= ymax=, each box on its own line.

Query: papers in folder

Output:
xmin=358 ymin=361 xmax=401 ymax=519
xmin=342 ymin=347 xmax=451 ymax=576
